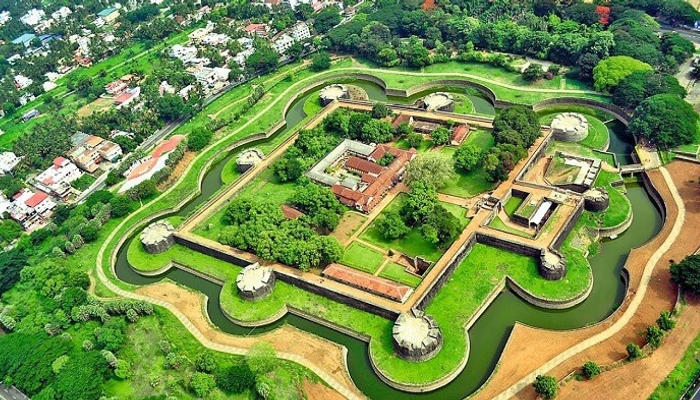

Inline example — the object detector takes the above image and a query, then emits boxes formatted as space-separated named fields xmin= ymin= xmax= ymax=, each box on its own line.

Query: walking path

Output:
xmin=489 ymin=166 xmax=686 ymax=400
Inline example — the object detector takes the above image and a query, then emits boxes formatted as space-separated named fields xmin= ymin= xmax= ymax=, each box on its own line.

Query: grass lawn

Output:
xmin=515 ymin=198 xmax=538 ymax=219
xmin=539 ymin=108 xmax=610 ymax=151
xmin=650 ymin=330 xmax=700 ymax=400
xmin=378 ymin=262 xmax=422 ymax=287
xmin=237 ymin=167 xmax=297 ymax=207
xmin=589 ymin=169 xmax=631 ymax=228
xmin=71 ymin=174 xmax=97 ymax=191
xmin=548 ymin=141 xmax=616 ymax=167
xmin=504 ymin=196 xmax=524 ymax=217
xmin=394 ymin=136 xmax=432 ymax=152
xmin=488 ymin=215 xmax=533 ymax=238
xmin=360 ymin=195 xmax=469 ymax=262
xmin=453 ymin=93 xmax=475 ymax=114
xmin=220 ymin=153 xmax=243 ymax=185
xmin=339 ymin=242 xmax=386 ymax=274
xmin=439 ymin=130 xmax=496 ymax=198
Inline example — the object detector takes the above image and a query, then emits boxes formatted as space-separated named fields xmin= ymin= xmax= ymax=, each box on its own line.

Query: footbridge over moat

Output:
xmin=620 ymin=163 xmax=645 ymax=174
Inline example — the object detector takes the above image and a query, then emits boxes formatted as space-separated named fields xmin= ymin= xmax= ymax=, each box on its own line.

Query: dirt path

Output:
xmin=135 ymin=281 xmax=363 ymax=399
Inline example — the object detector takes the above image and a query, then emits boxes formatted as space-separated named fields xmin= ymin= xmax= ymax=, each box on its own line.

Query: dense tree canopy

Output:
xmin=612 ymin=70 xmax=686 ymax=109
xmin=593 ymin=56 xmax=653 ymax=93
xmin=671 ymin=254 xmax=700 ymax=294
xmin=627 ymin=94 xmax=698 ymax=149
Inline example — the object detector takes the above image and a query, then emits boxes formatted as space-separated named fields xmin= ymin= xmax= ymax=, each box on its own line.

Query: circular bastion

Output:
xmin=392 ymin=309 xmax=443 ymax=362
xmin=539 ymin=249 xmax=567 ymax=280
xmin=418 ymin=92 xmax=455 ymax=112
xmin=319 ymin=84 xmax=350 ymax=106
xmin=140 ymin=221 xmax=175 ymax=254
xmin=583 ymin=187 xmax=610 ymax=212
xmin=551 ymin=112 xmax=589 ymax=142
xmin=236 ymin=148 xmax=264 ymax=173
xmin=236 ymin=263 xmax=276 ymax=301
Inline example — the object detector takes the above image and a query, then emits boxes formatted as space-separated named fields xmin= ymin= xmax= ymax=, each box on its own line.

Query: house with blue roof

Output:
xmin=97 ymin=7 xmax=119 ymax=24
xmin=12 ymin=33 xmax=36 ymax=48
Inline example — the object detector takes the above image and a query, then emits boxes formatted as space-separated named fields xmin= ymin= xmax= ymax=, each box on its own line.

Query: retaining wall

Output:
xmin=533 ymin=97 xmax=631 ymax=126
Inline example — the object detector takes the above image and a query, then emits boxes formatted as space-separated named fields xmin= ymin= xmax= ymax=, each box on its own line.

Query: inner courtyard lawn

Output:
xmin=339 ymin=242 xmax=386 ymax=274
xmin=439 ymin=130 xmax=497 ymax=198
xmin=504 ymin=196 xmax=524 ymax=216
xmin=487 ymin=215 xmax=533 ymax=238
xmin=360 ymin=196 xmax=471 ymax=262
xmin=378 ymin=262 xmax=422 ymax=288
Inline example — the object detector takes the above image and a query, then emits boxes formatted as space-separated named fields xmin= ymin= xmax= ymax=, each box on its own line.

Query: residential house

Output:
xmin=9 ymin=189 xmax=56 ymax=229
xmin=14 ymin=74 xmax=33 ymax=90
xmin=291 ymin=21 xmax=310 ymax=41
xmin=105 ymin=79 xmax=128 ymax=95
xmin=20 ymin=9 xmax=45 ymax=26
xmin=272 ymin=34 xmax=294 ymax=54
xmin=201 ymin=32 xmax=230 ymax=46
xmin=0 ymin=194 xmax=11 ymax=217
xmin=68 ymin=134 xmax=122 ymax=173
xmin=188 ymin=25 xmax=214 ymax=43
xmin=243 ymin=23 xmax=269 ymax=37
xmin=120 ymin=135 xmax=185 ymax=192
xmin=12 ymin=33 xmax=36 ymax=48
xmin=178 ymin=85 xmax=194 ymax=99
xmin=450 ymin=124 xmax=470 ymax=146
xmin=169 ymin=44 xmax=198 ymax=63
xmin=51 ymin=6 xmax=72 ymax=20
xmin=0 ymin=152 xmax=21 ymax=175
xmin=232 ymin=47 xmax=254 ymax=66
xmin=110 ymin=130 xmax=135 ymax=140
xmin=35 ymin=157 xmax=82 ymax=198
xmin=97 ymin=7 xmax=120 ymax=24
xmin=0 ymin=11 xmax=11 ymax=26
xmin=19 ymin=93 xmax=36 ymax=106
xmin=114 ymin=87 xmax=141 ymax=109
xmin=43 ymin=81 xmax=57 ymax=92
xmin=159 ymin=80 xmax=176 ymax=96
xmin=193 ymin=67 xmax=230 ymax=90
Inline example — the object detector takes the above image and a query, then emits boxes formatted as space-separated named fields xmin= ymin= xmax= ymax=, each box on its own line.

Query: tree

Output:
xmin=592 ymin=56 xmax=653 ymax=93
xmin=406 ymin=132 xmax=423 ymax=148
xmin=371 ymin=103 xmax=390 ymax=119
xmin=646 ymin=325 xmax=664 ymax=348
xmin=314 ymin=6 xmax=341 ymax=33
xmin=627 ymin=95 xmax=698 ymax=149
xmin=563 ymin=3 xmax=600 ymax=25
xmin=400 ymin=182 xmax=438 ymax=226
xmin=109 ymin=196 xmax=133 ymax=218
xmin=533 ymin=375 xmax=558 ymax=399
xmin=187 ymin=128 xmax=213 ymax=151
xmin=522 ymin=63 xmax=545 ymax=81
xmin=216 ymin=361 xmax=255 ymax=393
xmin=404 ymin=152 xmax=456 ymax=189
xmin=581 ymin=361 xmax=601 ymax=379
xmin=670 ymin=254 xmax=700 ymax=294
xmin=360 ymin=118 xmax=394 ymax=143
xmin=311 ymin=51 xmax=331 ymax=71
xmin=246 ymin=41 xmax=279 ymax=73
xmin=247 ymin=342 xmax=276 ymax=375
xmin=375 ymin=211 xmax=409 ymax=240
xmin=190 ymin=372 xmax=216 ymax=397
xmin=156 ymin=94 xmax=190 ymax=122
xmin=493 ymin=106 xmax=540 ymax=148
xmin=576 ymin=52 xmax=601 ymax=81
xmin=613 ymin=71 xmax=686 ymax=109
xmin=453 ymin=144 xmax=483 ymax=172
xmin=399 ymin=36 xmax=431 ymax=67
xmin=430 ymin=127 xmax=451 ymax=146
xmin=114 ymin=359 xmax=132 ymax=380
xmin=195 ymin=352 xmax=217 ymax=373
xmin=626 ymin=343 xmax=642 ymax=360
xmin=657 ymin=310 xmax=675 ymax=331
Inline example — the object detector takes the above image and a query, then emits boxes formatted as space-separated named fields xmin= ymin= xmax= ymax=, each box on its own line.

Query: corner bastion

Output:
xmin=392 ymin=309 xmax=443 ymax=361
xmin=551 ymin=112 xmax=589 ymax=142
xmin=319 ymin=84 xmax=350 ymax=106
xmin=236 ymin=148 xmax=264 ymax=173
xmin=236 ymin=263 xmax=276 ymax=301
xmin=583 ymin=187 xmax=610 ymax=212
xmin=140 ymin=220 xmax=175 ymax=254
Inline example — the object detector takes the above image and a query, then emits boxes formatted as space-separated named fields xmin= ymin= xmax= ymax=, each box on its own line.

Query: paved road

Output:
xmin=660 ymin=24 xmax=700 ymax=45
xmin=0 ymin=385 xmax=29 ymax=400
xmin=690 ymin=375 xmax=700 ymax=400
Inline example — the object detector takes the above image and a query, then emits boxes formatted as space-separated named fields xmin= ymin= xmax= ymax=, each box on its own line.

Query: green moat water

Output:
xmin=113 ymin=84 xmax=662 ymax=398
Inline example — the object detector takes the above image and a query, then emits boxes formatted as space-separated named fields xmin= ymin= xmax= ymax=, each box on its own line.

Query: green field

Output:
xmin=439 ymin=130 xmax=497 ymax=198
xmin=504 ymin=196 xmax=524 ymax=216
xmin=378 ymin=262 xmax=422 ymax=287
xmin=339 ymin=242 xmax=386 ymax=274
xmin=650 ymin=330 xmax=700 ymax=400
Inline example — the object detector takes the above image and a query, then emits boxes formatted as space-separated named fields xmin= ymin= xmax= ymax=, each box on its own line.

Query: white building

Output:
xmin=272 ymin=34 xmax=295 ymax=54
xmin=14 ymin=75 xmax=33 ymax=90
xmin=19 ymin=93 xmax=36 ymax=106
xmin=178 ymin=85 xmax=194 ymax=99
xmin=169 ymin=44 xmax=198 ymax=63
xmin=159 ymin=80 xmax=176 ymax=96
xmin=0 ymin=11 xmax=11 ymax=26
xmin=201 ymin=32 xmax=230 ymax=46
xmin=188 ymin=25 xmax=214 ymax=43
xmin=291 ymin=21 xmax=311 ymax=41
xmin=114 ymin=87 xmax=141 ymax=109
xmin=193 ymin=67 xmax=230 ymax=90
xmin=35 ymin=157 xmax=82 ymax=198
xmin=232 ymin=47 xmax=255 ymax=66
xmin=51 ymin=6 xmax=72 ymax=20
xmin=0 ymin=194 xmax=11 ymax=217
xmin=43 ymin=81 xmax=57 ymax=92
xmin=9 ymin=189 xmax=56 ymax=229
xmin=20 ymin=9 xmax=45 ymax=26
xmin=0 ymin=152 xmax=21 ymax=175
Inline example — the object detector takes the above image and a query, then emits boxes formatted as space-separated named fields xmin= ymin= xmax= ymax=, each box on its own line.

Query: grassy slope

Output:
xmin=650 ymin=330 xmax=700 ymax=400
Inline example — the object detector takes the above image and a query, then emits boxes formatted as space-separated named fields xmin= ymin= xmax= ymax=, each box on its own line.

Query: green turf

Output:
xmin=539 ymin=108 xmax=611 ymax=151
xmin=378 ymin=262 xmax=422 ymax=287
xmin=488 ymin=215 xmax=533 ymax=238
xmin=650 ymin=330 xmax=700 ymax=400
xmin=504 ymin=196 xmax=524 ymax=217
xmin=340 ymin=242 xmax=386 ymax=274
xmin=589 ymin=169 xmax=631 ymax=228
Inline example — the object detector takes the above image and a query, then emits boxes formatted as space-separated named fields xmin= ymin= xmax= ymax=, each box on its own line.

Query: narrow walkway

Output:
xmin=491 ymin=166 xmax=686 ymax=400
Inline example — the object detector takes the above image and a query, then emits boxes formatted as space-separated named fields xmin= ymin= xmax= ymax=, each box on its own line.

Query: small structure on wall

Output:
xmin=551 ymin=112 xmax=589 ymax=142
xmin=539 ymin=249 xmax=567 ymax=280
xmin=236 ymin=148 xmax=264 ymax=173
xmin=319 ymin=84 xmax=350 ymax=106
xmin=392 ymin=309 xmax=443 ymax=361
xmin=417 ymin=92 xmax=455 ymax=112
xmin=140 ymin=220 xmax=175 ymax=254
xmin=583 ymin=187 xmax=609 ymax=212
xmin=236 ymin=262 xmax=276 ymax=301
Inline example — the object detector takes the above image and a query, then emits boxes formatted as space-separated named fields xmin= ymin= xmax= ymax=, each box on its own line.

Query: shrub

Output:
xmin=216 ymin=361 xmax=255 ymax=393
xmin=195 ymin=352 xmax=217 ymax=373
xmin=114 ymin=359 xmax=132 ymax=379
xmin=190 ymin=372 xmax=216 ymax=397
xmin=187 ymin=128 xmax=212 ymax=151
xmin=581 ymin=361 xmax=601 ymax=379
xmin=522 ymin=63 xmax=545 ymax=81
xmin=657 ymin=310 xmax=675 ymax=331
xmin=371 ymin=103 xmax=390 ymax=119
xmin=627 ymin=343 xmax=642 ymax=360
xmin=646 ymin=325 xmax=664 ymax=348
xmin=533 ymin=374 xmax=558 ymax=399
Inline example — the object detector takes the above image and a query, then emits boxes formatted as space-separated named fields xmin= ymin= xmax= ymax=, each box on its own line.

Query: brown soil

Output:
xmin=302 ymin=379 xmax=347 ymax=400
xmin=331 ymin=212 xmax=367 ymax=246
xmin=474 ymin=161 xmax=700 ymax=400
xmin=135 ymin=281 xmax=364 ymax=399
xmin=156 ymin=151 xmax=196 ymax=191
